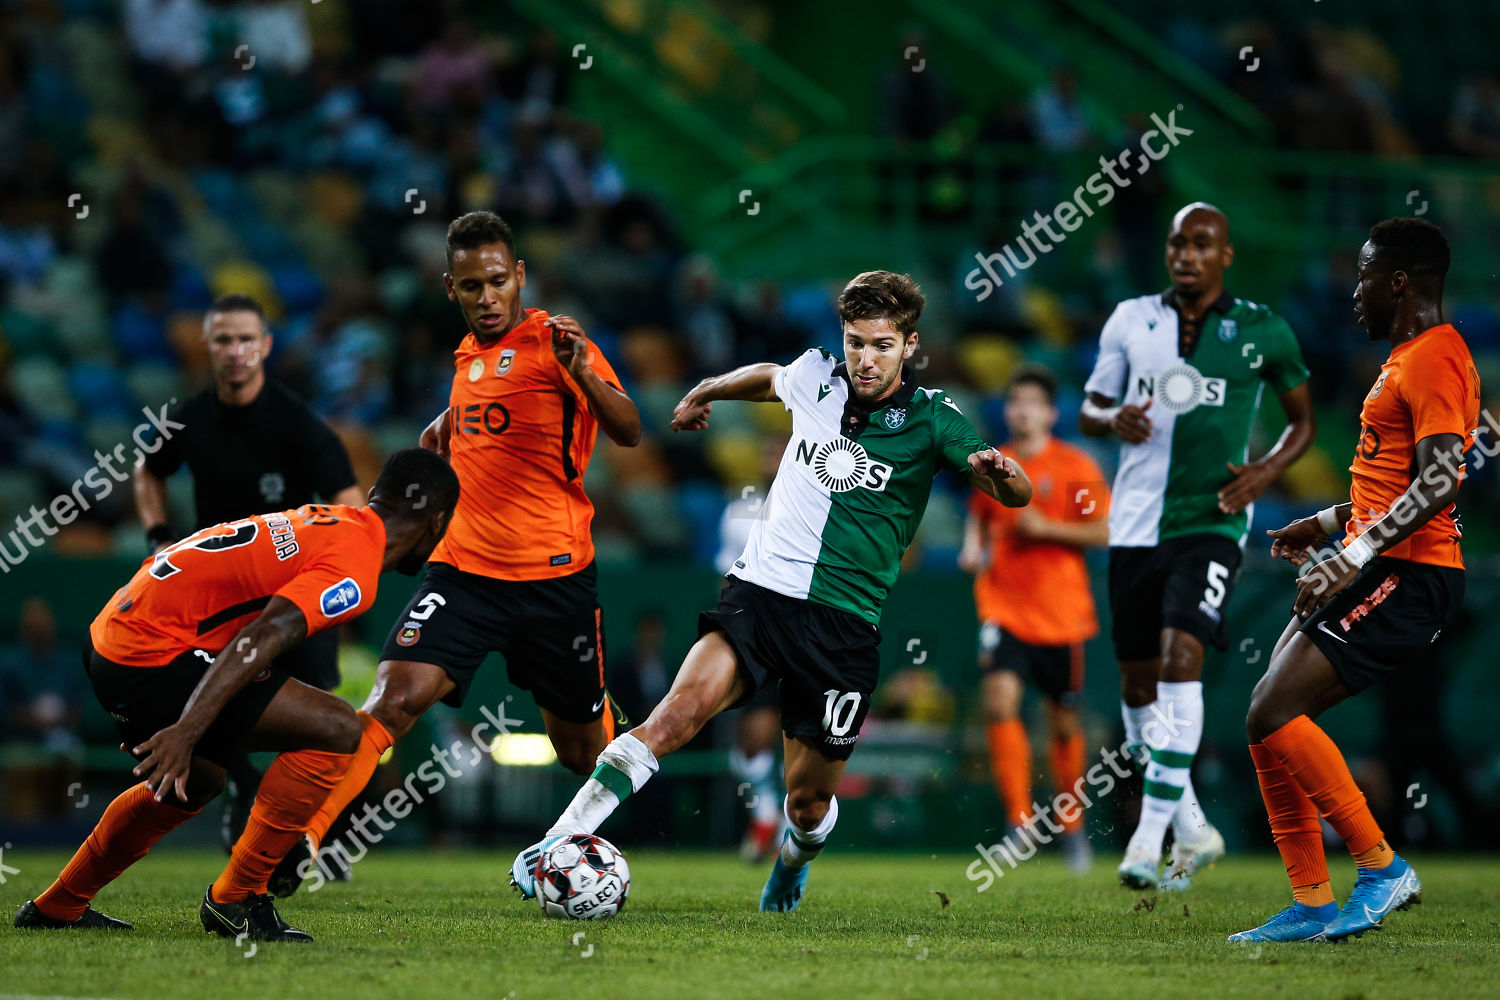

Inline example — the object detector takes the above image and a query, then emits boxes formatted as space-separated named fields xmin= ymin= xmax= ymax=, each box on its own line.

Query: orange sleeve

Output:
xmin=273 ymin=524 xmax=381 ymax=636
xmin=1405 ymin=350 xmax=1472 ymax=443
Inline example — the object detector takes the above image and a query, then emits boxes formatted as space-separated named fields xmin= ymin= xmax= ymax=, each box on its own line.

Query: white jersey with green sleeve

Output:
xmin=1084 ymin=291 xmax=1310 ymax=547
xmin=730 ymin=348 xmax=990 ymax=623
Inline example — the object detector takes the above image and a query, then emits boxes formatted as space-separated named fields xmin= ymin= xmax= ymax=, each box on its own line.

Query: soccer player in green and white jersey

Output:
xmin=1080 ymin=203 xmax=1316 ymax=891
xmin=511 ymin=270 xmax=1032 ymax=912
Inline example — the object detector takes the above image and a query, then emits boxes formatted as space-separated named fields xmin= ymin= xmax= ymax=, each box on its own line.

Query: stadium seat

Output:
xmin=67 ymin=363 xmax=134 ymax=418
xmin=621 ymin=483 xmax=690 ymax=552
xmin=0 ymin=467 xmax=47 ymax=525
xmin=82 ymin=416 xmax=136 ymax=457
xmin=11 ymin=356 xmax=77 ymax=422
xmin=125 ymin=362 xmax=187 ymax=411
xmin=209 ymin=260 xmax=283 ymax=320
xmin=109 ymin=301 xmax=174 ymax=365
xmin=168 ymin=267 xmax=215 ymax=311
xmin=0 ymin=306 xmax=57 ymax=360
xmin=958 ymin=336 xmax=1022 ymax=394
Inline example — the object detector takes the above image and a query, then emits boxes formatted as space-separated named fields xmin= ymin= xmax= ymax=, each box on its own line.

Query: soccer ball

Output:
xmin=535 ymin=833 xmax=631 ymax=920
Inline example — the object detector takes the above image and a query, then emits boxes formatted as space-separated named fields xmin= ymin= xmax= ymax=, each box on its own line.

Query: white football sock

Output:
xmin=1122 ymin=699 xmax=1154 ymax=747
xmin=780 ymin=795 xmax=838 ymax=870
xmin=547 ymin=733 xmax=659 ymax=837
xmin=1127 ymin=681 xmax=1204 ymax=859
xmin=1172 ymin=778 xmax=1211 ymax=846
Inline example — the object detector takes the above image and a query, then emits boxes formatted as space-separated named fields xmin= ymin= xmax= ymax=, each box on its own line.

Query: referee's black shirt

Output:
xmin=143 ymin=379 xmax=357 ymax=530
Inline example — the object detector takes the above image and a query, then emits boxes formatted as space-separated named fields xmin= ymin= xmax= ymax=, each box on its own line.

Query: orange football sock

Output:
xmin=212 ymin=748 xmax=349 ymax=903
xmin=1263 ymin=715 xmax=1389 ymax=866
xmin=601 ymin=694 xmax=617 ymax=743
xmin=1351 ymin=840 xmax=1397 ymax=870
xmin=34 ymin=782 xmax=198 ymax=921
xmin=1048 ymin=732 xmax=1086 ymax=833
xmin=1250 ymin=742 xmax=1334 ymax=907
xmin=987 ymin=720 xmax=1032 ymax=827
xmin=304 ymin=711 xmax=393 ymax=849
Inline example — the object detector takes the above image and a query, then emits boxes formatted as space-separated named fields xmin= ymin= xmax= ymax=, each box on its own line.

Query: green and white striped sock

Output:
xmin=1127 ymin=681 xmax=1204 ymax=859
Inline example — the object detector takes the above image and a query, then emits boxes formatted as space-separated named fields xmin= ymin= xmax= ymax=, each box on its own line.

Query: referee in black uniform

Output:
xmin=131 ymin=293 xmax=363 ymax=849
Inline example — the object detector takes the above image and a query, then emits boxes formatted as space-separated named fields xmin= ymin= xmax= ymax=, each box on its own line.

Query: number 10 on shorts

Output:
xmin=821 ymin=690 xmax=861 ymax=736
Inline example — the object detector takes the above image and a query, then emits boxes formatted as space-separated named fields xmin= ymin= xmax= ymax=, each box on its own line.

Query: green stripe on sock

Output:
xmin=591 ymin=762 xmax=633 ymax=802
xmin=1143 ymin=779 xmax=1186 ymax=801
xmin=1149 ymin=748 xmax=1195 ymax=768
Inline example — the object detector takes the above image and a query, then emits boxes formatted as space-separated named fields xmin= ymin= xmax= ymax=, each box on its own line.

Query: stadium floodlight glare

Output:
xmin=490 ymin=733 xmax=560 ymax=767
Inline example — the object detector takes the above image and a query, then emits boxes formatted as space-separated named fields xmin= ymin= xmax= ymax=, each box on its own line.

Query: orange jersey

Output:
xmin=90 ymin=505 xmax=386 ymax=667
xmin=430 ymin=308 xmax=622 ymax=581
xmin=971 ymin=438 xmax=1109 ymax=646
xmin=1347 ymin=324 xmax=1480 ymax=569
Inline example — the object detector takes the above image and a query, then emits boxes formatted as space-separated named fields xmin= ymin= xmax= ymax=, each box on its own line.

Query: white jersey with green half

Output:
xmin=1084 ymin=293 xmax=1309 ymax=547
xmin=730 ymin=348 xmax=989 ymax=623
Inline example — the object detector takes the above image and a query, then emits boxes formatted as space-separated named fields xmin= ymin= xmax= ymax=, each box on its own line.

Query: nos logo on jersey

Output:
xmin=795 ymin=438 xmax=893 ymax=492
xmin=1135 ymin=364 xmax=1226 ymax=414
xmin=319 ymin=577 xmax=362 ymax=618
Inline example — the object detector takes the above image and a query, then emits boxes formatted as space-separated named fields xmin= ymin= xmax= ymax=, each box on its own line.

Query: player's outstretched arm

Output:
xmin=968 ymin=448 xmax=1032 ymax=508
xmin=547 ymin=315 xmax=642 ymax=447
xmin=672 ymin=363 xmax=781 ymax=432
xmin=1080 ymin=392 xmax=1153 ymax=443
xmin=1292 ymin=432 xmax=1465 ymax=618
xmin=131 ymin=597 xmax=309 ymax=802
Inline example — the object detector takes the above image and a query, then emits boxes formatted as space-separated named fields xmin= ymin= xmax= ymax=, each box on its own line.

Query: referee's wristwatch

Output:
xmin=145 ymin=523 xmax=175 ymax=550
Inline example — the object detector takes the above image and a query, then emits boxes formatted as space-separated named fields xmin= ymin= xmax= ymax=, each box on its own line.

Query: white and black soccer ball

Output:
xmin=535 ymin=833 xmax=631 ymax=920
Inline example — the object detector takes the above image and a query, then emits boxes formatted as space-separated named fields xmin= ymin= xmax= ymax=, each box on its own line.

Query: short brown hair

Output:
xmin=836 ymin=271 xmax=924 ymax=335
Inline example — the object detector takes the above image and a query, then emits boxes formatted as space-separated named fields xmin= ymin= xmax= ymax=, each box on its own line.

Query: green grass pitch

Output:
xmin=3 ymin=849 xmax=1497 ymax=999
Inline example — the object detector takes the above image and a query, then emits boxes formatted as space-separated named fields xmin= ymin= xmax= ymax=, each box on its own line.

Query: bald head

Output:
xmin=1165 ymin=202 xmax=1234 ymax=300
xmin=1171 ymin=202 xmax=1229 ymax=241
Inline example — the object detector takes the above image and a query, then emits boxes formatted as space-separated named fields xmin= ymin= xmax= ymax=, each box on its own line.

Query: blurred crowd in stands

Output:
xmin=0 ymin=0 xmax=1497 ymax=580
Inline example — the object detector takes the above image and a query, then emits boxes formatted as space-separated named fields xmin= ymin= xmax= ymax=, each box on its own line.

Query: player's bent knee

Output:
xmin=367 ymin=664 xmax=446 ymax=739
xmin=785 ymin=790 xmax=830 ymax=831
xmin=329 ymin=708 xmax=362 ymax=754
xmin=1244 ymin=686 xmax=1286 ymax=743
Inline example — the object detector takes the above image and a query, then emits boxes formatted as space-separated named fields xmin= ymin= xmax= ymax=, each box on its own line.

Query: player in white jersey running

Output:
xmin=1081 ymin=203 xmax=1315 ymax=891
xmin=510 ymin=270 xmax=1032 ymax=912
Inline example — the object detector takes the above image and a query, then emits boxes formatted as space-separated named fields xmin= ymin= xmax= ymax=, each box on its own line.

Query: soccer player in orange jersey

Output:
xmin=1232 ymin=219 xmax=1479 ymax=942
xmin=270 ymin=211 xmax=641 ymax=894
xmin=959 ymin=366 xmax=1109 ymax=873
xmin=13 ymin=450 xmax=458 ymax=940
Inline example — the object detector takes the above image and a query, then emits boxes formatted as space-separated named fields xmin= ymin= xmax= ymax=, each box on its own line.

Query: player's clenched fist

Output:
xmin=545 ymin=315 xmax=592 ymax=377
xmin=1112 ymin=398 xmax=1153 ymax=443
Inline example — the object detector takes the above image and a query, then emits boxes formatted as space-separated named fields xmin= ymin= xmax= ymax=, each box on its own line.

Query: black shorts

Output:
xmin=379 ymin=561 xmax=607 ymax=722
xmin=698 ymin=576 xmax=880 ymax=762
xmin=1108 ymin=533 xmax=1243 ymax=660
xmin=84 ymin=643 xmax=288 ymax=769
xmin=978 ymin=623 xmax=1085 ymax=708
xmin=271 ymin=629 xmax=340 ymax=691
xmin=1300 ymin=556 xmax=1464 ymax=694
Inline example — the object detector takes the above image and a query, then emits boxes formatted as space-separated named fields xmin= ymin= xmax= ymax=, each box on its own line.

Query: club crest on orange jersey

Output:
xmin=468 ymin=358 xmax=484 ymax=382
xmin=496 ymin=349 xmax=516 ymax=376
xmin=1368 ymin=371 xmax=1389 ymax=400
